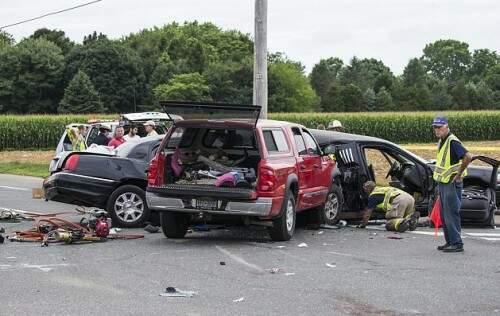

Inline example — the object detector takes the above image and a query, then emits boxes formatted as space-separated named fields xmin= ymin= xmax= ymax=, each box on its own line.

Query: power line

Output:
xmin=0 ymin=0 xmax=102 ymax=30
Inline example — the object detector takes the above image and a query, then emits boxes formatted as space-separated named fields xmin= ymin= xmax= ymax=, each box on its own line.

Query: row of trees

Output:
xmin=1 ymin=23 xmax=500 ymax=113
xmin=310 ymin=40 xmax=500 ymax=111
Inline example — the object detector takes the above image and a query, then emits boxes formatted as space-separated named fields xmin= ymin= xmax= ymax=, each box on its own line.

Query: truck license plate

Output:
xmin=195 ymin=199 xmax=217 ymax=210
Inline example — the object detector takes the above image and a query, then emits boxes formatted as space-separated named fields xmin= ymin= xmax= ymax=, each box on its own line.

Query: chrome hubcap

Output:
xmin=325 ymin=193 xmax=339 ymax=220
xmin=286 ymin=199 xmax=294 ymax=232
xmin=114 ymin=192 xmax=144 ymax=223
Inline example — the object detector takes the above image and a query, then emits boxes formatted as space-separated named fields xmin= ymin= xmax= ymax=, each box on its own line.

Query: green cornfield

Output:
xmin=270 ymin=111 xmax=500 ymax=143
xmin=0 ymin=114 xmax=116 ymax=150
xmin=0 ymin=111 xmax=499 ymax=150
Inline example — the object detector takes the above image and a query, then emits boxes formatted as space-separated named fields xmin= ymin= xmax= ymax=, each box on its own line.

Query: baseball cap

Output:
xmin=327 ymin=120 xmax=343 ymax=129
xmin=99 ymin=124 xmax=111 ymax=131
xmin=143 ymin=120 xmax=156 ymax=127
xmin=431 ymin=116 xmax=448 ymax=127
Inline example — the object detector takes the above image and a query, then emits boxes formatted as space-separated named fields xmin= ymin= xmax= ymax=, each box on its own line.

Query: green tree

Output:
xmin=153 ymin=72 xmax=211 ymax=102
xmin=30 ymin=28 xmax=74 ymax=55
xmin=83 ymin=31 xmax=108 ymax=45
xmin=362 ymin=88 xmax=376 ymax=111
xmin=375 ymin=87 xmax=394 ymax=111
xmin=58 ymin=70 xmax=103 ymax=113
xmin=203 ymin=58 xmax=253 ymax=104
xmin=338 ymin=84 xmax=364 ymax=112
xmin=309 ymin=57 xmax=343 ymax=105
xmin=402 ymin=58 xmax=427 ymax=87
xmin=9 ymin=38 xmax=65 ymax=113
xmin=429 ymin=78 xmax=453 ymax=110
xmin=0 ymin=30 xmax=14 ymax=46
xmin=422 ymin=39 xmax=471 ymax=84
xmin=66 ymin=39 xmax=145 ymax=113
xmin=485 ymin=64 xmax=500 ymax=91
xmin=466 ymin=81 xmax=494 ymax=110
xmin=123 ymin=21 xmax=253 ymax=101
xmin=450 ymin=80 xmax=468 ymax=109
xmin=0 ymin=44 xmax=19 ymax=112
xmin=339 ymin=57 xmax=394 ymax=92
xmin=469 ymin=49 xmax=499 ymax=80
xmin=321 ymin=85 xmax=343 ymax=112
xmin=268 ymin=54 xmax=317 ymax=112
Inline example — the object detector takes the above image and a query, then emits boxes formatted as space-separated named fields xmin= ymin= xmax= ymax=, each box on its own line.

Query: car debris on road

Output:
xmin=159 ymin=287 xmax=197 ymax=298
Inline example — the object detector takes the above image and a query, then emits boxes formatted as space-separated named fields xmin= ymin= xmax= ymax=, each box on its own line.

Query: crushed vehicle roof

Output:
xmin=310 ymin=129 xmax=395 ymax=146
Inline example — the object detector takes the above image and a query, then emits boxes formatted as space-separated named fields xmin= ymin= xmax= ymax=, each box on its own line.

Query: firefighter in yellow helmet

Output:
xmin=357 ymin=181 xmax=420 ymax=232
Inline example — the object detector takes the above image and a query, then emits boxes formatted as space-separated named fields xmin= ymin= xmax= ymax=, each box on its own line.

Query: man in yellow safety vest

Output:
xmin=66 ymin=125 xmax=87 ymax=151
xmin=357 ymin=181 xmax=419 ymax=232
xmin=432 ymin=116 xmax=472 ymax=253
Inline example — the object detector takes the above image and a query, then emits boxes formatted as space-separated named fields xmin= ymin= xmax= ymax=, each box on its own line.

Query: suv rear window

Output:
xmin=263 ymin=129 xmax=289 ymax=153
xmin=166 ymin=127 xmax=197 ymax=148
xmin=203 ymin=129 xmax=255 ymax=149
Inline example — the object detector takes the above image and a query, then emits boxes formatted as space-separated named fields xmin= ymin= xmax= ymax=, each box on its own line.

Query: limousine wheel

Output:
xmin=107 ymin=185 xmax=150 ymax=228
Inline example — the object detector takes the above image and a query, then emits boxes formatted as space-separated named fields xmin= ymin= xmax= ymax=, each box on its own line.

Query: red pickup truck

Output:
xmin=146 ymin=101 xmax=337 ymax=241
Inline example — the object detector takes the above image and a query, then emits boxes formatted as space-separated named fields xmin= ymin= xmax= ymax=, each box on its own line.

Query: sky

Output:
xmin=1 ymin=0 xmax=499 ymax=75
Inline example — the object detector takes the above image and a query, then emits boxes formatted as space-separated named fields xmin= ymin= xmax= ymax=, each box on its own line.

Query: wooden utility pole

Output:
xmin=253 ymin=0 xmax=268 ymax=119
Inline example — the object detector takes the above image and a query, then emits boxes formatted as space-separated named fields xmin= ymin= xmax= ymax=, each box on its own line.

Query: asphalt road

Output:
xmin=1 ymin=174 xmax=500 ymax=316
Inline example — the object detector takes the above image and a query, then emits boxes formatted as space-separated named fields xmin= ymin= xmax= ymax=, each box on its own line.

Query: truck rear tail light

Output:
xmin=148 ymin=153 xmax=165 ymax=187
xmin=258 ymin=167 xmax=275 ymax=192
xmin=63 ymin=155 xmax=80 ymax=172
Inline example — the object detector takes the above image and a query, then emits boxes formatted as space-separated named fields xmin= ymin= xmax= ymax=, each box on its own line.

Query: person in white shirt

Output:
xmin=144 ymin=120 xmax=158 ymax=137
xmin=123 ymin=124 xmax=141 ymax=143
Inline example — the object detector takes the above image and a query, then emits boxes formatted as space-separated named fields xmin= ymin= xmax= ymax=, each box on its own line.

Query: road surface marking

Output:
xmin=0 ymin=185 xmax=30 ymax=191
xmin=215 ymin=245 xmax=266 ymax=274
xmin=465 ymin=233 xmax=500 ymax=237
xmin=479 ymin=237 xmax=500 ymax=241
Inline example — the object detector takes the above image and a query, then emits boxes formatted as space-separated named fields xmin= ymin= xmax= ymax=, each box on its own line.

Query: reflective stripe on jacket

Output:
xmin=370 ymin=186 xmax=405 ymax=212
xmin=432 ymin=134 xmax=467 ymax=183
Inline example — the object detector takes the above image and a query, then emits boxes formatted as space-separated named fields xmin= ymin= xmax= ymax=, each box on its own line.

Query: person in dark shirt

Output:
xmin=432 ymin=116 xmax=472 ymax=253
xmin=93 ymin=125 xmax=111 ymax=146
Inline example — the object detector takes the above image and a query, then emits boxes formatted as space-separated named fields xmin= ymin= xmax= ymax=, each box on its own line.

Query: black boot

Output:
xmin=442 ymin=244 xmax=464 ymax=252
xmin=409 ymin=211 xmax=420 ymax=231
xmin=437 ymin=243 xmax=450 ymax=251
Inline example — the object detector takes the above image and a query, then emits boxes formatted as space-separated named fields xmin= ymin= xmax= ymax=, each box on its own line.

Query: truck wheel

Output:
xmin=160 ymin=212 xmax=189 ymax=238
xmin=107 ymin=185 xmax=150 ymax=228
xmin=317 ymin=184 xmax=343 ymax=225
xmin=268 ymin=192 xmax=296 ymax=241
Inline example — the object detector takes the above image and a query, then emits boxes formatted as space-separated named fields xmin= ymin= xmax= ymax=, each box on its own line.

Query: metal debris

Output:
xmin=297 ymin=243 xmax=308 ymax=248
xmin=233 ymin=297 xmax=245 ymax=303
xmin=325 ymin=263 xmax=337 ymax=268
xmin=160 ymin=287 xmax=197 ymax=298
xmin=387 ymin=236 xmax=403 ymax=240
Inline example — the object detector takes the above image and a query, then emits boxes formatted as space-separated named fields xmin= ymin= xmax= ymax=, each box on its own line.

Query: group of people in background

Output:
xmin=66 ymin=119 xmax=158 ymax=151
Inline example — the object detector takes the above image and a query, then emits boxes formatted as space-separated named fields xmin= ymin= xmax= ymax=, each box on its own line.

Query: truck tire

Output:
xmin=107 ymin=185 xmax=150 ymax=228
xmin=316 ymin=184 xmax=343 ymax=225
xmin=268 ymin=192 xmax=296 ymax=241
xmin=160 ymin=212 xmax=189 ymax=238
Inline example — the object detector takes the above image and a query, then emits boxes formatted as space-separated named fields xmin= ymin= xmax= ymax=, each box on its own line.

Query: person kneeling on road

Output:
xmin=357 ymin=181 xmax=419 ymax=232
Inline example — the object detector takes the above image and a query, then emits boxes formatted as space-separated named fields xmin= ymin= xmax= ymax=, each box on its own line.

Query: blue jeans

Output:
xmin=438 ymin=181 xmax=463 ymax=246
